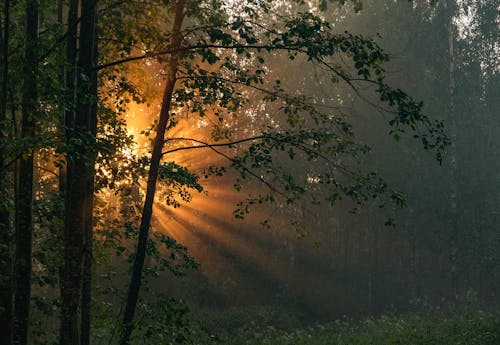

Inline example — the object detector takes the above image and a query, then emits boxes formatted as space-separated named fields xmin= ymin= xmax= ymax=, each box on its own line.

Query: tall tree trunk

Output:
xmin=61 ymin=1 xmax=98 ymax=343
xmin=57 ymin=0 xmax=66 ymax=193
xmin=369 ymin=223 xmax=379 ymax=312
xmin=446 ymin=0 xmax=459 ymax=300
xmin=405 ymin=208 xmax=419 ymax=302
xmin=61 ymin=0 xmax=78 ymax=195
xmin=60 ymin=0 xmax=82 ymax=344
xmin=0 ymin=0 xmax=13 ymax=343
xmin=79 ymin=1 xmax=98 ymax=344
xmin=120 ymin=2 xmax=185 ymax=344
xmin=409 ymin=224 xmax=419 ymax=302
xmin=13 ymin=1 xmax=38 ymax=344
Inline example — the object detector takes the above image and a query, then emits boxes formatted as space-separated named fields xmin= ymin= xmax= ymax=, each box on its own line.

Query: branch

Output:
xmin=162 ymin=136 xmax=287 ymax=197
xmin=36 ymin=165 xmax=59 ymax=178
xmin=175 ymin=74 xmax=350 ymax=135
xmin=162 ymin=132 xmax=358 ymax=178
xmin=161 ymin=135 xmax=269 ymax=156
xmin=0 ymin=152 xmax=22 ymax=171
xmin=96 ymin=43 xmax=306 ymax=71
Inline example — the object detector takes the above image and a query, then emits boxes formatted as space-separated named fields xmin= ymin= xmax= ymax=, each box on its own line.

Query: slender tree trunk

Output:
xmin=81 ymin=113 xmax=95 ymax=345
xmin=446 ymin=0 xmax=459 ymax=300
xmin=56 ymin=0 xmax=65 ymax=330
xmin=57 ymin=0 xmax=66 ymax=193
xmin=0 ymin=1 xmax=13 ymax=343
xmin=404 ymin=209 xmax=419 ymax=302
xmin=13 ymin=1 xmax=38 ymax=344
xmin=409 ymin=225 xmax=419 ymax=301
xmin=369 ymin=223 xmax=379 ymax=312
xmin=60 ymin=0 xmax=82 ymax=344
xmin=80 ymin=1 xmax=98 ymax=344
xmin=120 ymin=2 xmax=185 ymax=344
xmin=62 ymin=0 xmax=78 ymax=192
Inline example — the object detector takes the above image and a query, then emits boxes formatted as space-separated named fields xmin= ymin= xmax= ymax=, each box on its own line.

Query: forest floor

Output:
xmin=207 ymin=306 xmax=500 ymax=345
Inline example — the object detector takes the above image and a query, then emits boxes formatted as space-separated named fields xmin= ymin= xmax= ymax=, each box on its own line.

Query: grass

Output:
xmin=217 ymin=307 xmax=500 ymax=345
xmin=85 ymin=298 xmax=500 ymax=344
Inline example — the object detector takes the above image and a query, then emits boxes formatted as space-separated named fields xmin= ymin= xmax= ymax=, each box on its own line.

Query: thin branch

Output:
xmin=175 ymin=74 xmax=350 ymax=135
xmin=205 ymin=145 xmax=286 ymax=198
xmin=163 ymin=136 xmax=286 ymax=197
xmin=162 ymin=132 xmax=357 ymax=178
xmin=0 ymin=152 xmax=22 ymax=171
xmin=96 ymin=43 xmax=306 ymax=71
xmin=314 ymin=56 xmax=397 ymax=115
xmin=162 ymin=135 xmax=269 ymax=156
xmin=35 ymin=165 xmax=59 ymax=178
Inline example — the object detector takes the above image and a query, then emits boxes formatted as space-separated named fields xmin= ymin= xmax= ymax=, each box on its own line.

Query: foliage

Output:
xmin=219 ymin=307 xmax=500 ymax=345
xmin=8 ymin=0 xmax=499 ymax=343
xmin=156 ymin=2 xmax=449 ymax=231
xmin=131 ymin=296 xmax=218 ymax=345
xmin=90 ymin=295 xmax=218 ymax=345
xmin=158 ymin=161 xmax=204 ymax=208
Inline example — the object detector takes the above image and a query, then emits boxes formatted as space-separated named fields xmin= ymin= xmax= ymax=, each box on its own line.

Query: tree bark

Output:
xmin=80 ymin=1 xmax=98 ymax=344
xmin=120 ymin=2 xmax=185 ymax=344
xmin=57 ymin=0 xmax=66 ymax=193
xmin=60 ymin=0 xmax=83 ymax=344
xmin=0 ymin=0 xmax=13 ymax=343
xmin=409 ymin=225 xmax=419 ymax=301
xmin=13 ymin=1 xmax=38 ymax=344
xmin=446 ymin=0 xmax=459 ymax=300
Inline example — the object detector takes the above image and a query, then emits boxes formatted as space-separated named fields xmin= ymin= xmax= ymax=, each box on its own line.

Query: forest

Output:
xmin=0 ymin=0 xmax=499 ymax=344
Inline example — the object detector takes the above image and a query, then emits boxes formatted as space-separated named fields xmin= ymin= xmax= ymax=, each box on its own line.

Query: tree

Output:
xmin=79 ymin=1 xmax=98 ymax=343
xmin=0 ymin=1 xmax=455 ymax=343
xmin=13 ymin=1 xmax=38 ymax=344
xmin=120 ymin=1 xmax=186 ymax=343
xmin=0 ymin=0 xmax=12 ymax=343
xmin=112 ymin=1 xmax=447 ymax=342
xmin=60 ymin=0 xmax=98 ymax=344
xmin=329 ymin=0 xmax=499 ymax=303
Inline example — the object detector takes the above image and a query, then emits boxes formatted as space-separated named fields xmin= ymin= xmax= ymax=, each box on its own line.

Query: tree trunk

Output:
xmin=369 ymin=223 xmax=379 ymax=312
xmin=13 ymin=1 xmax=38 ymax=344
xmin=120 ymin=2 xmax=185 ymax=344
xmin=409 ymin=227 xmax=420 ymax=302
xmin=57 ymin=0 xmax=66 ymax=193
xmin=80 ymin=1 xmax=98 ymax=344
xmin=0 ymin=0 xmax=13 ymax=343
xmin=60 ymin=0 xmax=83 ymax=344
xmin=446 ymin=0 xmax=459 ymax=300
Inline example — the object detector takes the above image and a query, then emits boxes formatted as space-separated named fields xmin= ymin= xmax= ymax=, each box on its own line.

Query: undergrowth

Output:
xmin=216 ymin=307 xmax=500 ymax=345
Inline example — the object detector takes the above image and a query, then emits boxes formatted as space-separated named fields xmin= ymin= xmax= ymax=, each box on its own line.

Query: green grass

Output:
xmin=218 ymin=308 xmax=500 ymax=345
xmin=85 ymin=301 xmax=500 ymax=344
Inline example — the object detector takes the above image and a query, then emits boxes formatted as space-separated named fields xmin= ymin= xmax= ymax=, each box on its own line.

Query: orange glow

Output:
xmin=113 ymin=59 xmax=351 ymax=314
xmin=150 ymin=182 xmax=354 ymax=311
xmin=123 ymin=101 xmax=156 ymax=147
